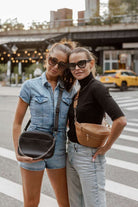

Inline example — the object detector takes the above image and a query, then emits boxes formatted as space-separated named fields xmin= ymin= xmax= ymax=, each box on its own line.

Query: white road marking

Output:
xmin=129 ymin=118 xmax=138 ymax=122
xmin=114 ymin=96 xmax=131 ymax=100
xmin=127 ymin=122 xmax=138 ymax=127
xmin=124 ymin=127 xmax=138 ymax=133
xmin=119 ymin=134 xmax=138 ymax=142
xmin=106 ymin=180 xmax=138 ymax=202
xmin=106 ymin=157 xmax=138 ymax=172
xmin=119 ymin=102 xmax=138 ymax=107
xmin=0 ymin=176 xmax=138 ymax=203
xmin=117 ymin=98 xmax=138 ymax=104
xmin=112 ymin=144 xmax=138 ymax=154
xmin=0 ymin=147 xmax=16 ymax=161
xmin=0 ymin=177 xmax=58 ymax=207
xmin=125 ymin=106 xmax=138 ymax=110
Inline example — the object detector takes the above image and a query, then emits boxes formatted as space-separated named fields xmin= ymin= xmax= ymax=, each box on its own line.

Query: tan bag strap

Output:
xmin=73 ymin=90 xmax=80 ymax=122
xmin=73 ymin=90 xmax=110 ymax=127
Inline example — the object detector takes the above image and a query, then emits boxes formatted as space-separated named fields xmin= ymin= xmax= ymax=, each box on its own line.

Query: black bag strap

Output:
xmin=23 ymin=87 xmax=64 ymax=132
xmin=54 ymin=86 xmax=64 ymax=132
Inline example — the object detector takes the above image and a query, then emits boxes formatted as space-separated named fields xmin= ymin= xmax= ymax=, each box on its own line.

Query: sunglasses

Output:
xmin=69 ymin=59 xmax=92 ymax=71
xmin=48 ymin=56 xmax=67 ymax=71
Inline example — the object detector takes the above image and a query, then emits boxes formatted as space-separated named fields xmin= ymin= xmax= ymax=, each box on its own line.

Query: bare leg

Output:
xmin=47 ymin=167 xmax=70 ymax=207
xmin=20 ymin=167 xmax=44 ymax=207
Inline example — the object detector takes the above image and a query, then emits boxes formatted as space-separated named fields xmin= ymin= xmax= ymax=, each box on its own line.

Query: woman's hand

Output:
xmin=16 ymin=153 xmax=42 ymax=163
xmin=92 ymin=144 xmax=110 ymax=161
xmin=92 ymin=116 xmax=127 ymax=162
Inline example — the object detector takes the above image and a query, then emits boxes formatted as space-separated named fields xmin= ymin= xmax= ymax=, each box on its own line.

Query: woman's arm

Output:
xmin=92 ymin=116 xmax=127 ymax=161
xmin=12 ymin=97 xmax=33 ymax=162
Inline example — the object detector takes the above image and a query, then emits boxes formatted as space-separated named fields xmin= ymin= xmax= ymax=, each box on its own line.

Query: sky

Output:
xmin=0 ymin=0 xmax=108 ymax=28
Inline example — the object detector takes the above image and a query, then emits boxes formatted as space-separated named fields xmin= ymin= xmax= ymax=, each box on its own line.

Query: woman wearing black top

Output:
xmin=66 ymin=47 xmax=127 ymax=207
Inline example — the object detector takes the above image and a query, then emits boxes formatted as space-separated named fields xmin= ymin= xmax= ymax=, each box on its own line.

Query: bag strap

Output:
xmin=23 ymin=87 xmax=64 ymax=132
xmin=73 ymin=90 xmax=80 ymax=122
xmin=54 ymin=86 xmax=64 ymax=132
xmin=73 ymin=90 xmax=109 ymax=126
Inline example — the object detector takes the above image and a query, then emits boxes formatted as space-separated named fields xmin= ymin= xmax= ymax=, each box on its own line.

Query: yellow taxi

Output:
xmin=100 ymin=69 xmax=138 ymax=91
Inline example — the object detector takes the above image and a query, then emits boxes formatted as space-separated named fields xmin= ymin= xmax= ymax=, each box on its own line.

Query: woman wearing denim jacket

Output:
xmin=12 ymin=42 xmax=76 ymax=207
xmin=67 ymin=47 xmax=127 ymax=207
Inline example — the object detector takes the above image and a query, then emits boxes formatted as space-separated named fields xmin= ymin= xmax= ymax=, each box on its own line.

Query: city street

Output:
xmin=0 ymin=86 xmax=138 ymax=207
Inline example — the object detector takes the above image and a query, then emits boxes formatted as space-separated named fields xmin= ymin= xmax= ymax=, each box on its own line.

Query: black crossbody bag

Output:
xmin=18 ymin=87 xmax=63 ymax=160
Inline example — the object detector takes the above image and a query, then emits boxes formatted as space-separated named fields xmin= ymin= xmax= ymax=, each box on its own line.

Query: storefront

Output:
xmin=103 ymin=48 xmax=138 ymax=74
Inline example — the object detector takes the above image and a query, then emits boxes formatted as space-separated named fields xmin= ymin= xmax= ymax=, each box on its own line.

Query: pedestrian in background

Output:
xmin=12 ymin=41 xmax=76 ymax=207
xmin=67 ymin=47 xmax=127 ymax=207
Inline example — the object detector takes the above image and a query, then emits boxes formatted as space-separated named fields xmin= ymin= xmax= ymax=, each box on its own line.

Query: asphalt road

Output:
xmin=0 ymin=86 xmax=138 ymax=207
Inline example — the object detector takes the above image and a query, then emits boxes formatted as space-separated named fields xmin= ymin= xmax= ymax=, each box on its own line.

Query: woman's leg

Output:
xmin=20 ymin=167 xmax=44 ymax=207
xmin=67 ymin=156 xmax=85 ymax=207
xmin=67 ymin=142 xmax=106 ymax=207
xmin=46 ymin=167 xmax=70 ymax=207
xmin=75 ymin=147 xmax=106 ymax=207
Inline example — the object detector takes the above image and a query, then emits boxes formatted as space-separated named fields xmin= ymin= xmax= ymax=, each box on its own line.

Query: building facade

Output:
xmin=50 ymin=8 xmax=73 ymax=28
xmin=85 ymin=0 xmax=100 ymax=22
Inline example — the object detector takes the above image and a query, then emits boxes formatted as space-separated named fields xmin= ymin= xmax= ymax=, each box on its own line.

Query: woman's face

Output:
xmin=69 ymin=52 xmax=93 ymax=80
xmin=46 ymin=49 xmax=68 ymax=78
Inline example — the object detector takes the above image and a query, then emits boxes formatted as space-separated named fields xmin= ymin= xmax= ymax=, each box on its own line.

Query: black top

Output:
xmin=67 ymin=72 xmax=124 ymax=143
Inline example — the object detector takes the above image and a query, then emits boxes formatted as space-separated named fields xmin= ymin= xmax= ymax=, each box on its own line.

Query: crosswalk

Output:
xmin=0 ymin=95 xmax=138 ymax=207
xmin=114 ymin=96 xmax=138 ymax=111
xmin=0 ymin=118 xmax=138 ymax=206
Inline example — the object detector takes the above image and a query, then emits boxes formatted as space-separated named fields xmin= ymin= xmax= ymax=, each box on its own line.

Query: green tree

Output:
xmin=2 ymin=18 xmax=24 ymax=31
xmin=0 ymin=64 xmax=7 ymax=73
xmin=122 ymin=0 xmax=138 ymax=14
xmin=24 ymin=63 xmax=43 ymax=77
xmin=29 ymin=21 xmax=48 ymax=30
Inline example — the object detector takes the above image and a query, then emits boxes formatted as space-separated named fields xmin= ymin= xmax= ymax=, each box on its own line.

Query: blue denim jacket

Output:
xmin=19 ymin=72 xmax=76 ymax=137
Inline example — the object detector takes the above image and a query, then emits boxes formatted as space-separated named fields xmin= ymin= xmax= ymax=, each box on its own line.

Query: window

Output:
xmin=128 ymin=72 xmax=136 ymax=77
xmin=112 ymin=62 xmax=118 ymax=69
xmin=105 ymin=53 xmax=110 ymax=60
xmin=112 ymin=52 xmax=118 ymax=60
xmin=105 ymin=62 xmax=110 ymax=70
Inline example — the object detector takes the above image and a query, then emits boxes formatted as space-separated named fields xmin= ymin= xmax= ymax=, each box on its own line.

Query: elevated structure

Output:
xmin=0 ymin=21 xmax=138 ymax=74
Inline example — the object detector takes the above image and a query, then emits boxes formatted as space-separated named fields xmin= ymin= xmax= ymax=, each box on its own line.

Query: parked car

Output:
xmin=100 ymin=69 xmax=138 ymax=91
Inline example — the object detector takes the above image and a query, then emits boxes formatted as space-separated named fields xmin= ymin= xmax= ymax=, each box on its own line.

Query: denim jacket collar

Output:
xmin=41 ymin=72 xmax=64 ymax=89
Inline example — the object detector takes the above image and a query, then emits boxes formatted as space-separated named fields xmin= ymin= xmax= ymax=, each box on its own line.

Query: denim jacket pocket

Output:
xmin=30 ymin=96 xmax=50 ymax=117
xmin=35 ymin=96 xmax=48 ymax=104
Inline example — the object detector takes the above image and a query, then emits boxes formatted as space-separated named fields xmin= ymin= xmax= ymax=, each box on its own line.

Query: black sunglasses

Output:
xmin=69 ymin=59 xmax=91 ymax=71
xmin=48 ymin=56 xmax=67 ymax=70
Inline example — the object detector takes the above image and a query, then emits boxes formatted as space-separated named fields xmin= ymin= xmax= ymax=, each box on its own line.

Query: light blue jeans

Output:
xmin=67 ymin=141 xmax=106 ymax=207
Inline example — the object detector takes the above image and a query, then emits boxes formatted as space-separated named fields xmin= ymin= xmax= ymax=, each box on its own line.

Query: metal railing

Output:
xmin=0 ymin=14 xmax=138 ymax=32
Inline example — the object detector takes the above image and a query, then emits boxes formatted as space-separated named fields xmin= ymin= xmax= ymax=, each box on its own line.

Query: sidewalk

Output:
xmin=0 ymin=86 xmax=21 ymax=96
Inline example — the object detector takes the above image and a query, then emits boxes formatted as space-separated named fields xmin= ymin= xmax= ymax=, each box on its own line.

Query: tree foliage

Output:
xmin=2 ymin=18 xmax=24 ymax=32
